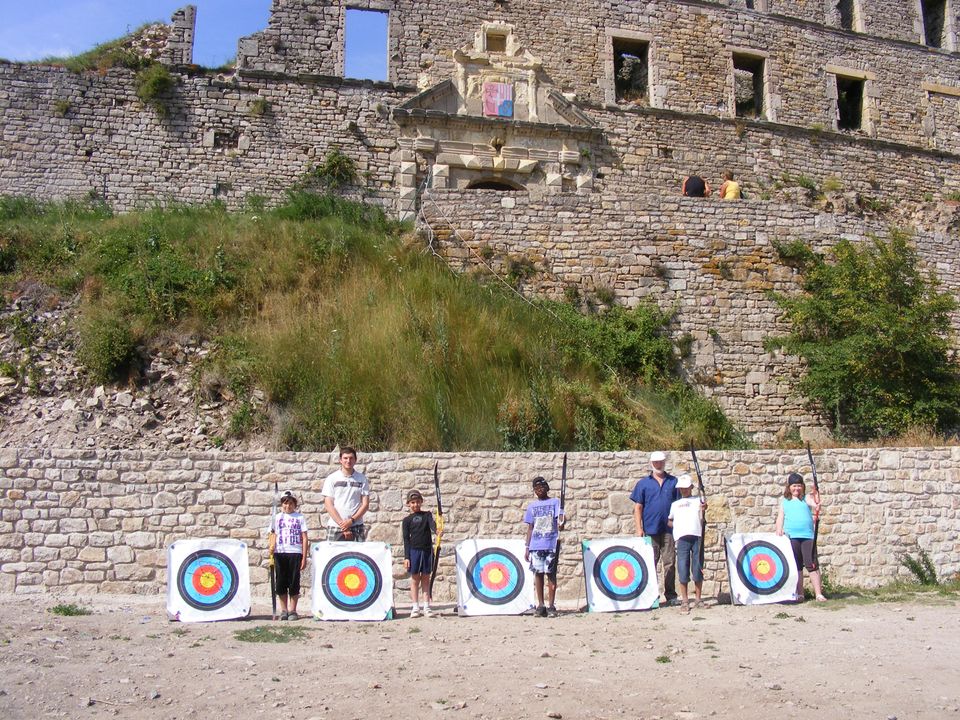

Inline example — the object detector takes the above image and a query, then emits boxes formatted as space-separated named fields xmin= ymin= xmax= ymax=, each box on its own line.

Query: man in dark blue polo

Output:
xmin=630 ymin=451 xmax=680 ymax=606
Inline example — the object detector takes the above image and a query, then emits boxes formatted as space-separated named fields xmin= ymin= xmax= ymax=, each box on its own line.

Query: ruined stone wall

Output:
xmin=1 ymin=447 xmax=957 ymax=601
xmin=0 ymin=63 xmax=402 ymax=211
xmin=420 ymin=190 xmax=960 ymax=437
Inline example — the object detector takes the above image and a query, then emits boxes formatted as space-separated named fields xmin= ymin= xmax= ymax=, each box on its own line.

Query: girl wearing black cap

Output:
xmin=776 ymin=473 xmax=826 ymax=601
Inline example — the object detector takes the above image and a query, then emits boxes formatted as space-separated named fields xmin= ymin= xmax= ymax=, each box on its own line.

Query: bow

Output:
xmin=269 ymin=481 xmax=278 ymax=621
xmin=689 ymin=442 xmax=707 ymax=568
xmin=806 ymin=443 xmax=821 ymax=556
xmin=559 ymin=452 xmax=568 ymax=541
xmin=429 ymin=462 xmax=445 ymax=596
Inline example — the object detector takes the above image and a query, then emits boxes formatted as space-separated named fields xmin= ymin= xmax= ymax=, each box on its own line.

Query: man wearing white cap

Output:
xmin=630 ymin=451 xmax=680 ymax=605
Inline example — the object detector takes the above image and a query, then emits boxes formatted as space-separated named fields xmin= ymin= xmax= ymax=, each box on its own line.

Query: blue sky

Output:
xmin=0 ymin=1 xmax=387 ymax=79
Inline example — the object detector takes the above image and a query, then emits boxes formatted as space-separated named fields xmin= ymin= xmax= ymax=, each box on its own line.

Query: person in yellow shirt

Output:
xmin=719 ymin=170 xmax=741 ymax=200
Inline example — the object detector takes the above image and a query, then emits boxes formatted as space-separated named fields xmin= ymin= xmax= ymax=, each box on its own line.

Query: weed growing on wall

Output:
xmin=135 ymin=64 xmax=175 ymax=118
xmin=769 ymin=232 xmax=960 ymax=437
xmin=0 ymin=192 xmax=746 ymax=451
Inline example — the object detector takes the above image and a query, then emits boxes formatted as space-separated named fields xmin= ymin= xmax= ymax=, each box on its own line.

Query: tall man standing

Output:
xmin=630 ymin=451 xmax=680 ymax=606
xmin=322 ymin=446 xmax=370 ymax=542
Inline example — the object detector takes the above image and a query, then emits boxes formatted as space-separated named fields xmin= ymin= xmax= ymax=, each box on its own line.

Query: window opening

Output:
xmin=466 ymin=179 xmax=523 ymax=191
xmin=344 ymin=8 xmax=388 ymax=81
xmin=921 ymin=0 xmax=948 ymax=47
xmin=745 ymin=0 xmax=755 ymax=8
xmin=836 ymin=0 xmax=858 ymax=30
xmin=732 ymin=54 xmax=765 ymax=118
xmin=214 ymin=129 xmax=240 ymax=149
xmin=613 ymin=38 xmax=649 ymax=104
xmin=836 ymin=76 xmax=864 ymax=130
xmin=486 ymin=33 xmax=507 ymax=53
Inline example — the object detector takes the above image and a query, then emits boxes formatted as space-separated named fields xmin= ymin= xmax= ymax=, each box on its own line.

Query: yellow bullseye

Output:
xmin=614 ymin=566 xmax=629 ymax=581
xmin=756 ymin=559 xmax=771 ymax=575
xmin=344 ymin=572 xmax=361 ymax=590
xmin=199 ymin=571 xmax=218 ymax=590
xmin=488 ymin=567 xmax=504 ymax=584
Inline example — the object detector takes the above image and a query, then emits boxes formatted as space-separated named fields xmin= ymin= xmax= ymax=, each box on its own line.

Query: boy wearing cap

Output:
xmin=268 ymin=491 xmax=309 ymax=620
xmin=523 ymin=476 xmax=565 ymax=617
xmin=668 ymin=475 xmax=706 ymax=613
xmin=630 ymin=451 xmax=680 ymax=605
xmin=402 ymin=489 xmax=437 ymax=617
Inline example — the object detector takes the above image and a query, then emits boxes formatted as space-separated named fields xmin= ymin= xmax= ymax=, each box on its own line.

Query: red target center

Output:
xmin=336 ymin=567 xmax=368 ymax=597
xmin=606 ymin=559 xmax=636 ymax=587
xmin=191 ymin=564 xmax=224 ymax=596
xmin=749 ymin=554 xmax=777 ymax=582
xmin=480 ymin=561 xmax=511 ymax=590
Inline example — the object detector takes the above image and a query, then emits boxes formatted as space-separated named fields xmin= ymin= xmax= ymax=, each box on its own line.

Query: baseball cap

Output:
xmin=532 ymin=476 xmax=549 ymax=489
xmin=676 ymin=474 xmax=694 ymax=489
xmin=650 ymin=451 xmax=667 ymax=462
xmin=407 ymin=489 xmax=424 ymax=502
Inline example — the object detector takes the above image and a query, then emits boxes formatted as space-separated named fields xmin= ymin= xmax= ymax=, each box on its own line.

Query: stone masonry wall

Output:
xmin=420 ymin=190 xmax=960 ymax=438
xmin=1 ymin=447 xmax=957 ymax=603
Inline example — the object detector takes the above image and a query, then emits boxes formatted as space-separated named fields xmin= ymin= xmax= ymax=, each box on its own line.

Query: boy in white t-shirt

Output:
xmin=268 ymin=491 xmax=309 ymax=620
xmin=667 ymin=474 xmax=705 ymax=613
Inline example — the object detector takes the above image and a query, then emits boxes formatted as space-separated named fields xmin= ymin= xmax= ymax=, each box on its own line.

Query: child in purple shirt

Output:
xmin=524 ymin=476 xmax=565 ymax=617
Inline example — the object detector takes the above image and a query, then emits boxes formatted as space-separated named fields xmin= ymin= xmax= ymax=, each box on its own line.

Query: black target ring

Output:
xmin=735 ymin=540 xmax=790 ymax=596
xmin=176 ymin=549 xmax=239 ymax=611
xmin=592 ymin=545 xmax=649 ymax=601
xmin=465 ymin=547 xmax=525 ymax=606
xmin=321 ymin=551 xmax=383 ymax=612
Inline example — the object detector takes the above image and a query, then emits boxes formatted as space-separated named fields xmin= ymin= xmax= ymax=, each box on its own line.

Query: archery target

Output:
xmin=166 ymin=539 xmax=251 ymax=623
xmin=725 ymin=533 xmax=800 ymax=605
xmin=583 ymin=537 xmax=660 ymax=612
xmin=311 ymin=542 xmax=394 ymax=621
xmin=455 ymin=539 xmax=535 ymax=616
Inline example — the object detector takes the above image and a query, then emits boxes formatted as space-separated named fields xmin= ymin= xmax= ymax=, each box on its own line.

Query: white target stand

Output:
xmin=582 ymin=537 xmax=660 ymax=613
xmin=455 ymin=538 xmax=535 ymax=616
xmin=311 ymin=542 xmax=395 ymax=621
xmin=725 ymin=533 xmax=800 ymax=606
xmin=166 ymin=538 xmax=251 ymax=623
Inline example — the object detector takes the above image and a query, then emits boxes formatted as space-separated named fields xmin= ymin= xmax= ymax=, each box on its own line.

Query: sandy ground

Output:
xmin=0 ymin=592 xmax=957 ymax=720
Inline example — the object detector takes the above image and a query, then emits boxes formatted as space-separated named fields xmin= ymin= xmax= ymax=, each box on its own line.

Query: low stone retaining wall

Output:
xmin=1 ymin=447 xmax=957 ymax=602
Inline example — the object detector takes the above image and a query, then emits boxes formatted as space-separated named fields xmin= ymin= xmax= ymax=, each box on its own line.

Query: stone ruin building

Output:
xmin=2 ymin=0 xmax=960 ymax=441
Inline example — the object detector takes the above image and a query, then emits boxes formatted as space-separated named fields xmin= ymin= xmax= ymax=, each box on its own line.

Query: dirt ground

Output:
xmin=0 ymin=592 xmax=957 ymax=720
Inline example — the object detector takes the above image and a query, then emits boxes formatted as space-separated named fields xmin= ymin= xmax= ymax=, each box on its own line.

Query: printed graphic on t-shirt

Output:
xmin=275 ymin=514 xmax=307 ymax=553
xmin=524 ymin=498 xmax=560 ymax=551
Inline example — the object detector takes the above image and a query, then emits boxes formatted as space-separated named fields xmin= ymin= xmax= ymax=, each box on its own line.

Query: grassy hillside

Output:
xmin=0 ymin=192 xmax=747 ymax=451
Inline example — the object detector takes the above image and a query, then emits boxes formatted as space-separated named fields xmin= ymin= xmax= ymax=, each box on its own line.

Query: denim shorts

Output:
xmin=675 ymin=535 xmax=703 ymax=584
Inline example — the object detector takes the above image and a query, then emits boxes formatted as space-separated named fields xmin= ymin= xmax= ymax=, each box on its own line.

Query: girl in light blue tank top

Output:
xmin=776 ymin=472 xmax=826 ymax=601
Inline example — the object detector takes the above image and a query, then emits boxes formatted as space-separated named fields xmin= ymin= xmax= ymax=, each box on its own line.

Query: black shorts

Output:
xmin=274 ymin=552 xmax=303 ymax=595
xmin=789 ymin=538 xmax=818 ymax=572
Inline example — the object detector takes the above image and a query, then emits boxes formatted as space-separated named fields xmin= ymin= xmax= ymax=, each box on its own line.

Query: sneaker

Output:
xmin=280 ymin=611 xmax=289 ymax=621
xmin=547 ymin=606 xmax=559 ymax=618
xmin=287 ymin=612 xmax=299 ymax=621
xmin=536 ymin=605 xmax=547 ymax=618
xmin=410 ymin=608 xmax=422 ymax=618
xmin=664 ymin=597 xmax=681 ymax=607
xmin=422 ymin=606 xmax=433 ymax=617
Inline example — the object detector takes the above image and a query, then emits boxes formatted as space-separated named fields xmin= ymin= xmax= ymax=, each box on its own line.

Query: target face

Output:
xmin=735 ymin=540 xmax=789 ymax=595
xmin=311 ymin=542 xmax=394 ymax=621
xmin=592 ymin=545 xmax=648 ymax=601
xmin=166 ymin=539 xmax=251 ymax=623
xmin=465 ymin=547 xmax=524 ymax=605
xmin=176 ymin=550 xmax=239 ymax=610
xmin=455 ymin=539 xmax=535 ymax=616
xmin=582 ymin=537 xmax=659 ymax=613
xmin=322 ymin=552 xmax=383 ymax=612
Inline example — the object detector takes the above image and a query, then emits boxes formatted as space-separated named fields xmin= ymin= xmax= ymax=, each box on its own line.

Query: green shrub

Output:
xmin=306 ymin=147 xmax=357 ymax=189
xmin=771 ymin=231 xmax=960 ymax=436
xmin=900 ymin=547 xmax=939 ymax=586
xmin=135 ymin=64 xmax=175 ymax=117
xmin=77 ymin=312 xmax=137 ymax=382
xmin=249 ymin=98 xmax=270 ymax=117
xmin=52 ymin=99 xmax=71 ymax=117
xmin=49 ymin=603 xmax=92 ymax=616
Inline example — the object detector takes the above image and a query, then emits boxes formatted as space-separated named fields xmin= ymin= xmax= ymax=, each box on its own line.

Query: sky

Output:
xmin=0 ymin=1 xmax=387 ymax=79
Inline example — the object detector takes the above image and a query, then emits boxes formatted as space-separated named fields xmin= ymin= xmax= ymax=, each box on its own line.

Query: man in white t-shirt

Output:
xmin=667 ymin=474 xmax=706 ymax=612
xmin=321 ymin=446 xmax=371 ymax=541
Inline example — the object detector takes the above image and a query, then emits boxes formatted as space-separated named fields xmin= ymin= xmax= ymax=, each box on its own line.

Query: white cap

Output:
xmin=676 ymin=474 xmax=694 ymax=489
xmin=650 ymin=451 xmax=667 ymax=462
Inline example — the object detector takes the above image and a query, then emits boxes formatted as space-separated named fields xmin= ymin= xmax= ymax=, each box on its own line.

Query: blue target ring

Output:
xmin=321 ymin=552 xmax=383 ymax=612
xmin=593 ymin=546 xmax=648 ymax=601
xmin=176 ymin=550 xmax=239 ymax=611
xmin=465 ymin=548 xmax=524 ymax=605
xmin=735 ymin=540 xmax=789 ymax=595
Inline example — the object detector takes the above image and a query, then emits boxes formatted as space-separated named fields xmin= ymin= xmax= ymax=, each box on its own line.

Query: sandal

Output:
xmin=680 ymin=602 xmax=690 ymax=614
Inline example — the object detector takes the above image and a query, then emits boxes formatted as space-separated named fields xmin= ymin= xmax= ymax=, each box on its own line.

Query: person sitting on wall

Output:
xmin=719 ymin=170 xmax=742 ymax=200
xmin=682 ymin=174 xmax=711 ymax=197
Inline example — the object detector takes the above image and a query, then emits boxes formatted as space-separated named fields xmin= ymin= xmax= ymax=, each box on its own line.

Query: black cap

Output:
xmin=532 ymin=476 xmax=549 ymax=489
xmin=786 ymin=472 xmax=804 ymax=485
xmin=280 ymin=491 xmax=298 ymax=505
xmin=407 ymin=490 xmax=424 ymax=502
